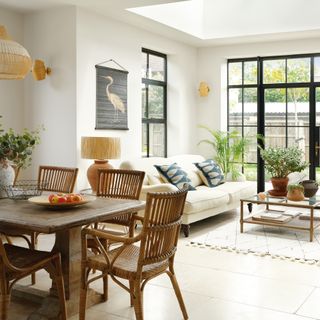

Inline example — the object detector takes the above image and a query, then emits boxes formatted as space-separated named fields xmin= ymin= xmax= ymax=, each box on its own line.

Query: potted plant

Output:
xmin=259 ymin=146 xmax=308 ymax=196
xmin=0 ymin=123 xmax=41 ymax=197
xmin=287 ymin=184 xmax=305 ymax=201
xmin=198 ymin=126 xmax=251 ymax=181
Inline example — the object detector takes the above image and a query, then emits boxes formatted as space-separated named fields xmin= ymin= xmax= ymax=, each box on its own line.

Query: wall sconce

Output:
xmin=0 ymin=25 xmax=32 ymax=80
xmin=198 ymin=81 xmax=210 ymax=97
xmin=32 ymin=59 xmax=52 ymax=81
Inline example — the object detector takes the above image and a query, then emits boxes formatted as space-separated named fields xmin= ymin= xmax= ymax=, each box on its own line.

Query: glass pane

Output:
xmin=142 ymin=83 xmax=147 ymax=118
xmin=287 ymin=88 xmax=309 ymax=126
xmin=263 ymin=59 xmax=285 ymax=84
xmin=265 ymin=88 xmax=286 ymax=126
xmin=315 ymin=57 xmax=320 ymax=82
xmin=149 ymin=123 xmax=165 ymax=157
xmin=149 ymin=54 xmax=165 ymax=81
xmin=244 ymin=127 xmax=257 ymax=163
xmin=244 ymin=61 xmax=257 ymax=84
xmin=142 ymin=123 xmax=147 ymax=157
xmin=148 ymin=85 xmax=164 ymax=119
xmin=317 ymin=87 xmax=320 ymax=126
xmin=287 ymin=127 xmax=309 ymax=163
xmin=228 ymin=88 xmax=242 ymax=126
xmin=244 ymin=164 xmax=257 ymax=182
xmin=142 ymin=52 xmax=148 ymax=78
xmin=228 ymin=62 xmax=242 ymax=85
xmin=287 ymin=58 xmax=310 ymax=83
xmin=264 ymin=127 xmax=286 ymax=148
xmin=244 ymin=88 xmax=257 ymax=125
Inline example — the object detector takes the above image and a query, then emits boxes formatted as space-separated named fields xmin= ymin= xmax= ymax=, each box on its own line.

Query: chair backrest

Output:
xmin=138 ymin=189 xmax=188 ymax=267
xmin=96 ymin=169 xmax=145 ymax=200
xmin=38 ymin=165 xmax=78 ymax=193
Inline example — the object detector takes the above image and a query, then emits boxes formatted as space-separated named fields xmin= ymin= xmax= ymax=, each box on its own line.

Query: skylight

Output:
xmin=128 ymin=0 xmax=320 ymax=41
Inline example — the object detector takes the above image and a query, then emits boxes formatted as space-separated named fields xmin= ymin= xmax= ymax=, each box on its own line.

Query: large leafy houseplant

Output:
xmin=259 ymin=146 xmax=308 ymax=196
xmin=198 ymin=126 xmax=251 ymax=180
xmin=259 ymin=146 xmax=308 ymax=178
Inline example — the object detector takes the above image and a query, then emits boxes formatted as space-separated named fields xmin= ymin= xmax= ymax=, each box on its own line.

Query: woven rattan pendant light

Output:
xmin=0 ymin=25 xmax=32 ymax=80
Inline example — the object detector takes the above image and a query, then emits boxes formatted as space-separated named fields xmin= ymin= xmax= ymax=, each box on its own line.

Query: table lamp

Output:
xmin=81 ymin=136 xmax=121 ymax=192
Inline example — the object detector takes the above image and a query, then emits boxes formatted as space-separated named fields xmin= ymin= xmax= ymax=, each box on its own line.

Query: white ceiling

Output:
xmin=1 ymin=0 xmax=320 ymax=47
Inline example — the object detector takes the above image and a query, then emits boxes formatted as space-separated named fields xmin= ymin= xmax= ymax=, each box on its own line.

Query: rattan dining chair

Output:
xmin=80 ymin=188 xmax=188 ymax=320
xmin=6 ymin=165 xmax=78 ymax=285
xmin=95 ymin=169 xmax=145 ymax=235
xmin=0 ymin=237 xmax=67 ymax=320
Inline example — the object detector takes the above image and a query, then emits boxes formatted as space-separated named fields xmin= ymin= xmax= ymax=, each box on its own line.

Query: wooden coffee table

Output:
xmin=240 ymin=194 xmax=320 ymax=242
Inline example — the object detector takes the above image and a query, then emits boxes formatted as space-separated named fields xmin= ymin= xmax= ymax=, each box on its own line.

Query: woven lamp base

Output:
xmin=87 ymin=160 xmax=113 ymax=192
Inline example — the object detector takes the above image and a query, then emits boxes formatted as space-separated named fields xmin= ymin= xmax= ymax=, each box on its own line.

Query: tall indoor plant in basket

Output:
xmin=260 ymin=146 xmax=308 ymax=196
xmin=0 ymin=121 xmax=41 ymax=197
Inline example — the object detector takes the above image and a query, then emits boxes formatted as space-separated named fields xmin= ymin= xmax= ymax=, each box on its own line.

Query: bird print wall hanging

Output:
xmin=95 ymin=64 xmax=129 ymax=130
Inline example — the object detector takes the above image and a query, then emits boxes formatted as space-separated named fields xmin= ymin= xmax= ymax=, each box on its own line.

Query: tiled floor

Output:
xmin=9 ymin=209 xmax=320 ymax=319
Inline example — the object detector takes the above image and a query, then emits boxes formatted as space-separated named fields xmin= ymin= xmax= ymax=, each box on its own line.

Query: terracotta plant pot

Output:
xmin=287 ymin=189 xmax=305 ymax=201
xmin=269 ymin=177 xmax=289 ymax=197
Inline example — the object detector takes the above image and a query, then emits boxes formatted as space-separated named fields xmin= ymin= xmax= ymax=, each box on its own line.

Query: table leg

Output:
xmin=310 ymin=207 xmax=314 ymax=242
xmin=240 ymin=200 xmax=244 ymax=233
xmin=27 ymin=227 xmax=103 ymax=319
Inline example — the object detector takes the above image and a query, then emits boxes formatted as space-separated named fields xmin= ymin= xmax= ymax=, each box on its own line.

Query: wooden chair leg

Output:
xmin=129 ymin=280 xmax=134 ymax=306
xmin=30 ymin=232 xmax=37 ymax=285
xmin=79 ymin=265 xmax=89 ymax=320
xmin=52 ymin=257 xmax=67 ymax=320
xmin=102 ymin=274 xmax=108 ymax=302
xmin=0 ymin=278 xmax=9 ymax=320
xmin=166 ymin=270 xmax=188 ymax=320
xmin=132 ymin=280 xmax=143 ymax=320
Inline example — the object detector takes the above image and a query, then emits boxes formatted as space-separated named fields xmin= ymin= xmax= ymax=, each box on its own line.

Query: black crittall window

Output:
xmin=141 ymin=48 xmax=167 ymax=157
xmin=228 ymin=54 xmax=320 ymax=191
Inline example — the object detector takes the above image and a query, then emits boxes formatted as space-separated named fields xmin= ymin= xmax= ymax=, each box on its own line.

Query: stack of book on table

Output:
xmin=299 ymin=212 xmax=320 ymax=220
xmin=252 ymin=210 xmax=301 ymax=223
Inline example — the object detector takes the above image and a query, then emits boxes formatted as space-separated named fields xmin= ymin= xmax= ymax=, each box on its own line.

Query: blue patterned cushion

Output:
xmin=194 ymin=159 xmax=224 ymax=187
xmin=154 ymin=163 xmax=196 ymax=191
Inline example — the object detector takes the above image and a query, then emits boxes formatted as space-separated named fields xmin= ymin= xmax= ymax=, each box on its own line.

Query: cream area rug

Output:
xmin=189 ymin=211 xmax=320 ymax=264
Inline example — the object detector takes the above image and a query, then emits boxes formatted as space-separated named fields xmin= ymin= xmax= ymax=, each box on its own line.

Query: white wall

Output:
xmin=197 ymin=38 xmax=320 ymax=158
xmin=23 ymin=7 xmax=77 ymax=179
xmin=76 ymin=8 xmax=198 ymax=189
xmin=0 ymin=7 xmax=24 ymax=131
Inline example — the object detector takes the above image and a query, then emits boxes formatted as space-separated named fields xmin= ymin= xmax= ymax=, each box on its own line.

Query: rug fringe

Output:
xmin=187 ymin=242 xmax=319 ymax=266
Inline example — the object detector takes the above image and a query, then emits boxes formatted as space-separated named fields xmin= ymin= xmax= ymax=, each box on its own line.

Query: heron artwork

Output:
xmin=101 ymin=76 xmax=125 ymax=122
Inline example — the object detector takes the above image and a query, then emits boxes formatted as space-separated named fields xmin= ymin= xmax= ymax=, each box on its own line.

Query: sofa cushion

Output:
xmin=216 ymin=181 xmax=256 ymax=203
xmin=184 ymin=187 xmax=229 ymax=214
xmin=154 ymin=163 xmax=196 ymax=191
xmin=194 ymin=159 xmax=224 ymax=187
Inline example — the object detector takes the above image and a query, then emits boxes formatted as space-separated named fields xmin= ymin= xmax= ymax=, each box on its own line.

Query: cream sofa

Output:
xmin=120 ymin=154 xmax=256 ymax=237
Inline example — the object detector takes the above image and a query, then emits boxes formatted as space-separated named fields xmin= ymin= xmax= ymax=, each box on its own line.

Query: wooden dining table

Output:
xmin=0 ymin=196 xmax=145 ymax=319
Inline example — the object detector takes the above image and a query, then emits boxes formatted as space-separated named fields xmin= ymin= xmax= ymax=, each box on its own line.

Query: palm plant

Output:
xmin=198 ymin=126 xmax=251 ymax=179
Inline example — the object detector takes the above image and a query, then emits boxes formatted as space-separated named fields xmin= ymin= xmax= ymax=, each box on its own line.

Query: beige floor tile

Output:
xmin=296 ymin=288 xmax=320 ymax=319
xmin=92 ymin=283 xmax=210 ymax=320
xmin=159 ymin=261 xmax=314 ymax=313
xmin=189 ymin=298 xmax=312 ymax=320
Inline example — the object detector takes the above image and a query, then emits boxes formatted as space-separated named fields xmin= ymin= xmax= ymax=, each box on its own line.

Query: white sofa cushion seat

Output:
xmin=184 ymin=188 xmax=229 ymax=215
xmin=215 ymin=181 xmax=256 ymax=203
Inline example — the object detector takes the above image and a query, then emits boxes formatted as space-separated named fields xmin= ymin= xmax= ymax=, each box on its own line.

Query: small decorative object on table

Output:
xmin=3 ymin=180 xmax=45 ymax=200
xmin=299 ymin=180 xmax=318 ymax=198
xmin=287 ymin=184 xmax=305 ymax=201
